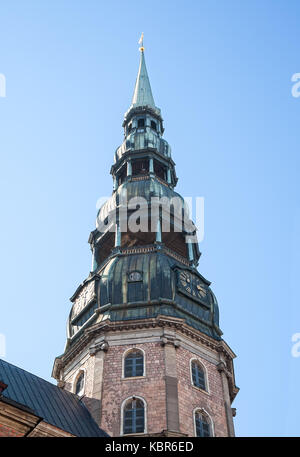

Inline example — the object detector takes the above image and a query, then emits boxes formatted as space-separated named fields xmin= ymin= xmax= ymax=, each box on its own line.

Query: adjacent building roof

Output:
xmin=0 ymin=358 xmax=108 ymax=437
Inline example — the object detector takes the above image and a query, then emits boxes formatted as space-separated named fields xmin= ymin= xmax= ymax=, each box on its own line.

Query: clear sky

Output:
xmin=0 ymin=0 xmax=299 ymax=437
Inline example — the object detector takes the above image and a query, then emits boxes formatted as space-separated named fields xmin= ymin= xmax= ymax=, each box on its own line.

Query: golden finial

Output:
xmin=138 ymin=32 xmax=144 ymax=52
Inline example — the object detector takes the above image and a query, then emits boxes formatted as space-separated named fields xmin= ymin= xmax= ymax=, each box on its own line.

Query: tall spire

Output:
xmin=131 ymin=36 xmax=155 ymax=109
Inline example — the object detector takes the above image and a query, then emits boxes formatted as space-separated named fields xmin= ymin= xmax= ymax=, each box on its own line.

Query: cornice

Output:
xmin=111 ymin=148 xmax=176 ymax=174
xmin=123 ymin=106 xmax=164 ymax=127
xmin=52 ymin=315 xmax=235 ymax=380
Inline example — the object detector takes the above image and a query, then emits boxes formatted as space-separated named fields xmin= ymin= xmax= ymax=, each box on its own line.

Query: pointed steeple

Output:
xmin=131 ymin=49 xmax=155 ymax=108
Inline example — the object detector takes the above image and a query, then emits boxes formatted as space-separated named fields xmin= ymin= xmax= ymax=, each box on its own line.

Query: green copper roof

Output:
xmin=131 ymin=50 xmax=155 ymax=108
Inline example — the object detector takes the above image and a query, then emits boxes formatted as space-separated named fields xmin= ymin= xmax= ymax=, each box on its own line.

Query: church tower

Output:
xmin=52 ymin=41 xmax=239 ymax=437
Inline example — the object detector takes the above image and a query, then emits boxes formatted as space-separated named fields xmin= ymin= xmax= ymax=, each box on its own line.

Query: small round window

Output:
xmin=128 ymin=271 xmax=142 ymax=282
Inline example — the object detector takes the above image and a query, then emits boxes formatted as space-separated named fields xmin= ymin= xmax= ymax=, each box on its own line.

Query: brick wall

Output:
xmin=60 ymin=334 xmax=231 ymax=437
xmin=0 ymin=423 xmax=24 ymax=437
xmin=100 ymin=342 xmax=167 ymax=436
xmin=176 ymin=346 xmax=228 ymax=437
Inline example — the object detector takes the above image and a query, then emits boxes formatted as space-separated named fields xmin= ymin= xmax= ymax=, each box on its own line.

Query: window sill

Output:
xmin=121 ymin=376 xmax=146 ymax=381
xmin=192 ymin=385 xmax=210 ymax=396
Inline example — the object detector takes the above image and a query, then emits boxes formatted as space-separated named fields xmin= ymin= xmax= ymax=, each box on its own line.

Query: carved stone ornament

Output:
xmin=160 ymin=336 xmax=180 ymax=348
xmin=89 ymin=341 xmax=109 ymax=356
xmin=217 ymin=362 xmax=232 ymax=379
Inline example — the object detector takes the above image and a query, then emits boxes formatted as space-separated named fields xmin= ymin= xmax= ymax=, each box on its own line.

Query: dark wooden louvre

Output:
xmin=195 ymin=412 xmax=211 ymax=437
xmin=124 ymin=351 xmax=144 ymax=377
xmin=123 ymin=399 xmax=144 ymax=434
xmin=191 ymin=361 xmax=206 ymax=390
xmin=154 ymin=159 xmax=166 ymax=180
xmin=132 ymin=159 xmax=149 ymax=176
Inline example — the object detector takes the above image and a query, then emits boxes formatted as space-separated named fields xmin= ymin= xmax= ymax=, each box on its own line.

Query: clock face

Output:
xmin=179 ymin=271 xmax=192 ymax=294
xmin=72 ymin=281 xmax=96 ymax=319
xmin=179 ymin=271 xmax=207 ymax=301
xmin=128 ymin=271 xmax=142 ymax=282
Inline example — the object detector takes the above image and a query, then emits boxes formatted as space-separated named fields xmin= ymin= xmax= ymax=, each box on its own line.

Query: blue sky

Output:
xmin=0 ymin=0 xmax=299 ymax=436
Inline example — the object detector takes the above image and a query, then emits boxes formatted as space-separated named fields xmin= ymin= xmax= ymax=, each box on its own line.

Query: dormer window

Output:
xmin=150 ymin=120 xmax=157 ymax=131
xmin=137 ymin=118 xmax=145 ymax=128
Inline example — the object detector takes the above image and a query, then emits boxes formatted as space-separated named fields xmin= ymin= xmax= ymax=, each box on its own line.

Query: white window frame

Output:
xmin=193 ymin=407 xmax=215 ymax=437
xmin=190 ymin=357 xmax=210 ymax=394
xmin=122 ymin=347 xmax=146 ymax=379
xmin=120 ymin=396 xmax=147 ymax=436
xmin=73 ymin=368 xmax=86 ymax=397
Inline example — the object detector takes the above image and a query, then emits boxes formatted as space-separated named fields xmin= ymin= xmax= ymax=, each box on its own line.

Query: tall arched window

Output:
xmin=194 ymin=410 xmax=213 ymax=437
xmin=123 ymin=398 xmax=145 ymax=434
xmin=75 ymin=372 xmax=84 ymax=396
xmin=191 ymin=360 xmax=207 ymax=391
xmin=124 ymin=350 xmax=144 ymax=378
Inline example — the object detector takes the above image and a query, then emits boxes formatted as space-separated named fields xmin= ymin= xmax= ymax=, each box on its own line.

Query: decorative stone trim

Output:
xmin=89 ymin=341 xmax=109 ymax=356
xmin=53 ymin=316 xmax=236 ymax=386
xmin=217 ymin=362 xmax=232 ymax=380
xmin=160 ymin=336 xmax=180 ymax=348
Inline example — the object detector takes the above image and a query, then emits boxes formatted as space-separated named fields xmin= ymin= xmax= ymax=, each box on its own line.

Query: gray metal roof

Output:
xmin=131 ymin=50 xmax=155 ymax=109
xmin=0 ymin=358 xmax=108 ymax=437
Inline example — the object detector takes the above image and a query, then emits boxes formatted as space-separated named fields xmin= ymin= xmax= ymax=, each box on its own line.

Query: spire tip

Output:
xmin=138 ymin=32 xmax=144 ymax=52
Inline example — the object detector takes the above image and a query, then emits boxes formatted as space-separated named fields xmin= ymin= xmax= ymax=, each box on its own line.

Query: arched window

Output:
xmin=191 ymin=360 xmax=207 ymax=391
xmin=194 ymin=410 xmax=213 ymax=437
xmin=124 ymin=350 xmax=144 ymax=378
xmin=123 ymin=398 xmax=145 ymax=434
xmin=75 ymin=372 xmax=84 ymax=396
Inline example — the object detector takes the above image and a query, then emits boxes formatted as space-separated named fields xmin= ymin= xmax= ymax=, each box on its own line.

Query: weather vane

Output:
xmin=138 ymin=32 xmax=144 ymax=52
